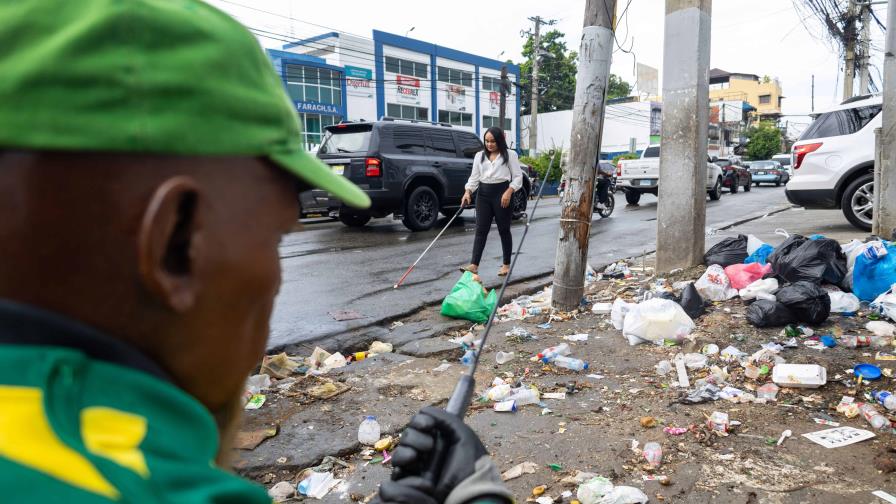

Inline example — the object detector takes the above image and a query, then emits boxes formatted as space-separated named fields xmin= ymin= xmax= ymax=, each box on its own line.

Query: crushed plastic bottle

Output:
xmin=841 ymin=335 xmax=872 ymax=348
xmin=496 ymin=351 xmax=515 ymax=364
xmin=357 ymin=416 xmax=381 ymax=445
xmin=858 ymin=403 xmax=890 ymax=430
xmin=485 ymin=383 xmax=512 ymax=401
xmin=642 ymin=442 xmax=662 ymax=468
xmin=506 ymin=387 xmax=540 ymax=406
xmin=551 ymin=355 xmax=589 ymax=371
xmin=655 ymin=360 xmax=673 ymax=376
xmin=460 ymin=349 xmax=476 ymax=366
xmin=873 ymin=390 xmax=896 ymax=411
xmin=537 ymin=343 xmax=571 ymax=362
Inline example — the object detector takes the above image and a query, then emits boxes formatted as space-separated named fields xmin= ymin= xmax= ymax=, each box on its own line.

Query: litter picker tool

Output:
xmin=393 ymin=204 xmax=468 ymax=289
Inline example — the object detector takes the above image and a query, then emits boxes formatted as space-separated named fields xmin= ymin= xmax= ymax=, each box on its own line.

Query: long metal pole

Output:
xmin=393 ymin=205 xmax=466 ymax=289
xmin=551 ymin=0 xmax=617 ymax=311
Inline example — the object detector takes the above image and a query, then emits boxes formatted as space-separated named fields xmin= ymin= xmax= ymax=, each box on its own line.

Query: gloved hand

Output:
xmin=382 ymin=406 xmax=512 ymax=504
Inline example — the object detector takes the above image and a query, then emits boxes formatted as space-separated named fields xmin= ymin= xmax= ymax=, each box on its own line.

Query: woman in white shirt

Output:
xmin=459 ymin=127 xmax=523 ymax=276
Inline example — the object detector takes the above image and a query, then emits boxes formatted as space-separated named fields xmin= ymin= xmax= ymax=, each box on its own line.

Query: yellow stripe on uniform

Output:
xmin=81 ymin=406 xmax=150 ymax=478
xmin=0 ymin=386 xmax=120 ymax=500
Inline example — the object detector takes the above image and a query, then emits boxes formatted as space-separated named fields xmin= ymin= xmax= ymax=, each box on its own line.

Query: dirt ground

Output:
xmin=236 ymin=258 xmax=896 ymax=503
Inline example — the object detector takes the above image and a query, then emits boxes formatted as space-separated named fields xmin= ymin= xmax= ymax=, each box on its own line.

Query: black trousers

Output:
xmin=471 ymin=182 xmax=512 ymax=265
xmin=596 ymin=176 xmax=609 ymax=204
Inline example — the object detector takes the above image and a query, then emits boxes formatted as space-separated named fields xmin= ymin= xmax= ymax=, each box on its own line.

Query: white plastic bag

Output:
xmin=746 ymin=234 xmax=767 ymax=255
xmin=622 ymin=298 xmax=695 ymax=345
xmin=610 ymin=298 xmax=633 ymax=330
xmin=829 ymin=291 xmax=861 ymax=313
xmin=841 ymin=239 xmax=865 ymax=270
xmin=739 ymin=278 xmax=779 ymax=301
xmin=871 ymin=285 xmax=896 ymax=321
xmin=696 ymin=264 xmax=738 ymax=301
xmin=599 ymin=486 xmax=649 ymax=504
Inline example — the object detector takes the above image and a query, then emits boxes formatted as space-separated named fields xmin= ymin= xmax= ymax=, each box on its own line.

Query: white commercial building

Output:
xmin=267 ymin=30 xmax=521 ymax=151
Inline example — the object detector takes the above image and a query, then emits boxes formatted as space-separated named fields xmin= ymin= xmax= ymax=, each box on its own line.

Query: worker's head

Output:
xmin=483 ymin=126 xmax=509 ymax=163
xmin=0 ymin=1 xmax=369 ymax=419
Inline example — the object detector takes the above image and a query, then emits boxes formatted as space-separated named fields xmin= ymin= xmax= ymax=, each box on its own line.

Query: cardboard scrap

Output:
xmin=235 ymin=426 xmax=278 ymax=450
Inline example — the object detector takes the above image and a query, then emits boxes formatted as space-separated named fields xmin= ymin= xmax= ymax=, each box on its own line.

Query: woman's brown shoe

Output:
xmin=497 ymin=265 xmax=510 ymax=277
xmin=459 ymin=264 xmax=479 ymax=274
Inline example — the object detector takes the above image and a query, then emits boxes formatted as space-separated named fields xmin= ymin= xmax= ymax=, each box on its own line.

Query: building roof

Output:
xmin=709 ymin=68 xmax=761 ymax=84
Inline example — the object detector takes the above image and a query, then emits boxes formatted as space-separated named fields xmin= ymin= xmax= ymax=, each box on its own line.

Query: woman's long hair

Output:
xmin=482 ymin=126 xmax=509 ymax=165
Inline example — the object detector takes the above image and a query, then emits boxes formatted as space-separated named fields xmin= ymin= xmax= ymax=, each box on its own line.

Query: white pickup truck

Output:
xmin=616 ymin=144 xmax=724 ymax=205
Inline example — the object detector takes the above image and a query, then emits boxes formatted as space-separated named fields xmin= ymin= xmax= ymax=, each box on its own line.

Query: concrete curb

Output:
xmin=273 ymin=203 xmax=796 ymax=353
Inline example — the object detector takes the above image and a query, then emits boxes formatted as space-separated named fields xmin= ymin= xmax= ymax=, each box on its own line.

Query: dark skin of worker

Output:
xmin=0 ymin=151 xmax=298 ymax=460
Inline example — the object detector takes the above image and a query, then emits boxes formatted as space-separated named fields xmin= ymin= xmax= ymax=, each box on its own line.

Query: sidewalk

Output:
xmin=236 ymin=207 xmax=895 ymax=503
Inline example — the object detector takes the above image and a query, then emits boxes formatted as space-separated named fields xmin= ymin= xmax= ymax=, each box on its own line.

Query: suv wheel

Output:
xmin=624 ymin=190 xmax=641 ymax=206
xmin=744 ymin=178 xmax=751 ymax=192
xmin=511 ymin=187 xmax=528 ymax=220
xmin=339 ymin=211 xmax=371 ymax=227
xmin=403 ymin=186 xmax=439 ymax=231
xmin=708 ymin=178 xmax=723 ymax=201
xmin=841 ymin=172 xmax=874 ymax=231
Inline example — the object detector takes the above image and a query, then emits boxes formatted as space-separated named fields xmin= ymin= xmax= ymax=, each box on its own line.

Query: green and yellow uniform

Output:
xmin=0 ymin=300 xmax=271 ymax=503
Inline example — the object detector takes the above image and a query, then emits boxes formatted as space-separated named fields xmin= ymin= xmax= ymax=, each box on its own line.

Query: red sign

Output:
xmin=396 ymin=74 xmax=420 ymax=87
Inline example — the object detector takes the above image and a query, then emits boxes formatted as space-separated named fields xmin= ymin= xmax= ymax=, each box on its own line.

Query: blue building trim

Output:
xmin=266 ymin=48 xmax=327 ymax=66
xmin=282 ymin=31 xmax=339 ymax=50
xmin=515 ymin=76 xmax=521 ymax=151
xmin=474 ymin=66 xmax=480 ymax=135
xmin=430 ymin=54 xmax=438 ymax=122
xmin=374 ymin=41 xmax=385 ymax=119
xmin=372 ymin=30 xmax=519 ymax=73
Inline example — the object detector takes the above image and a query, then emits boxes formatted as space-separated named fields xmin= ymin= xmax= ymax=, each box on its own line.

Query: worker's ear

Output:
xmin=137 ymin=177 xmax=205 ymax=312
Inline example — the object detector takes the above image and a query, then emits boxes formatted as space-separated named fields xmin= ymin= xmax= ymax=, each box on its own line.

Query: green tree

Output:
xmin=611 ymin=152 xmax=639 ymax=164
xmin=745 ymin=122 xmax=782 ymax=160
xmin=520 ymin=148 xmax=564 ymax=183
xmin=519 ymin=30 xmax=578 ymax=115
xmin=607 ymin=74 xmax=633 ymax=100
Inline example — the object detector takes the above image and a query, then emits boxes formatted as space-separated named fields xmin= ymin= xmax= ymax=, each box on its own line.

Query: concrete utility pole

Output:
xmin=525 ymin=16 xmax=556 ymax=155
xmin=844 ymin=0 xmax=858 ymax=100
xmin=811 ymin=74 xmax=815 ymax=112
xmin=655 ymin=0 xmax=712 ymax=273
xmin=876 ymin=0 xmax=896 ymax=238
xmin=859 ymin=2 xmax=872 ymax=94
xmin=499 ymin=65 xmax=508 ymax=130
xmin=551 ymin=0 xmax=617 ymax=311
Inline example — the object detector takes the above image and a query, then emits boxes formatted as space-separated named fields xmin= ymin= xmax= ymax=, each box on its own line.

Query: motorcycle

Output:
xmin=593 ymin=175 xmax=616 ymax=218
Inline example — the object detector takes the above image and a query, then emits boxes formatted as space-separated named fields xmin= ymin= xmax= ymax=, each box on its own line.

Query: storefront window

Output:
xmin=285 ymin=63 xmax=342 ymax=107
xmin=482 ymin=115 xmax=511 ymax=131
xmin=438 ymin=110 xmax=472 ymax=127
xmin=387 ymin=103 xmax=428 ymax=121
xmin=300 ymin=113 xmax=338 ymax=151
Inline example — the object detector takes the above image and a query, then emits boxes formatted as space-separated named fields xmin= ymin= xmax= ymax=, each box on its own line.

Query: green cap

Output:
xmin=0 ymin=0 xmax=370 ymax=209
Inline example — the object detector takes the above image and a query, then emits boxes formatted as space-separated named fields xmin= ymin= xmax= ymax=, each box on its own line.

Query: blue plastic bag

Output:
xmin=744 ymin=244 xmax=774 ymax=265
xmin=853 ymin=242 xmax=896 ymax=302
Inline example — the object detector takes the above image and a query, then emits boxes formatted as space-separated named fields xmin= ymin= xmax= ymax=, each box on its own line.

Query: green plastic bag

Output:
xmin=440 ymin=271 xmax=498 ymax=323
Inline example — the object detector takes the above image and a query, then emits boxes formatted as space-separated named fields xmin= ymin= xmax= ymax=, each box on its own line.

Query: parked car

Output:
xmin=749 ymin=160 xmax=789 ymax=186
xmin=616 ymin=144 xmax=724 ymax=205
xmin=772 ymin=153 xmax=793 ymax=176
xmin=315 ymin=118 xmax=531 ymax=231
xmin=713 ymin=158 xmax=752 ymax=193
xmin=786 ymin=94 xmax=881 ymax=230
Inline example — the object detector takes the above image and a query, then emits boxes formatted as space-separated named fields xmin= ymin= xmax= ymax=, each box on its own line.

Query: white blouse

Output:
xmin=464 ymin=149 xmax=524 ymax=192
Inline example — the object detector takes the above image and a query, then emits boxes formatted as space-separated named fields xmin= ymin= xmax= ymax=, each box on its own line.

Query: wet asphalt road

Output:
xmin=269 ymin=186 xmax=792 ymax=349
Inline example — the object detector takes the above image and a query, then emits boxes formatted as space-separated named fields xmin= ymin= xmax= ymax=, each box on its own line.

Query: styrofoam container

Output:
xmin=772 ymin=364 xmax=827 ymax=388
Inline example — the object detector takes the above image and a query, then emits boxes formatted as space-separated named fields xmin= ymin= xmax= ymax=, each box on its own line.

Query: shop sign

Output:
xmin=444 ymin=84 xmax=466 ymax=112
xmin=396 ymin=74 xmax=421 ymax=104
xmin=294 ymin=100 xmax=341 ymax=115
xmin=345 ymin=65 xmax=373 ymax=97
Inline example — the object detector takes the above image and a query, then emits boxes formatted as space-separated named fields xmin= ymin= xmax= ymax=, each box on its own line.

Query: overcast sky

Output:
xmin=207 ymin=0 xmax=889 ymax=134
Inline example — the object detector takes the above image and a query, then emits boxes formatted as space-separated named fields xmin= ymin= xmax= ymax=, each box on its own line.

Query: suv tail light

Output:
xmin=365 ymin=157 xmax=382 ymax=177
xmin=616 ymin=162 xmax=623 ymax=177
xmin=792 ymin=142 xmax=822 ymax=170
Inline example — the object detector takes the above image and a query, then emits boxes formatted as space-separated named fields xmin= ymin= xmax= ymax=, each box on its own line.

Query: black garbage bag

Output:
xmin=746 ymin=299 xmax=798 ymax=327
xmin=704 ymin=234 xmax=748 ymax=267
xmin=775 ymin=281 xmax=831 ymax=324
xmin=770 ymin=236 xmax=847 ymax=285
xmin=677 ymin=283 xmax=706 ymax=319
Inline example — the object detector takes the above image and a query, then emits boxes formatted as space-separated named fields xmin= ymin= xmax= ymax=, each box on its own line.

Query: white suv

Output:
xmin=786 ymin=94 xmax=881 ymax=230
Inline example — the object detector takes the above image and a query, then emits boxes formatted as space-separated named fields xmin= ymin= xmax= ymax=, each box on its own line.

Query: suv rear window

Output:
xmin=454 ymin=131 xmax=483 ymax=159
xmin=386 ymin=126 xmax=427 ymax=154
xmin=643 ymin=146 xmax=660 ymax=158
xmin=799 ymin=105 xmax=881 ymax=140
xmin=319 ymin=125 xmax=372 ymax=154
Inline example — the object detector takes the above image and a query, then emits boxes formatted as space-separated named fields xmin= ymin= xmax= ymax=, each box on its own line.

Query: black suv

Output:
xmin=311 ymin=118 xmax=530 ymax=231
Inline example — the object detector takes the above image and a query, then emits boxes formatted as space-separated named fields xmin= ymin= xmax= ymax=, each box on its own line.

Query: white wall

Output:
xmin=338 ymin=35 xmax=377 ymax=122
xmin=382 ymin=45 xmax=432 ymax=119
xmin=521 ymin=102 xmax=655 ymax=154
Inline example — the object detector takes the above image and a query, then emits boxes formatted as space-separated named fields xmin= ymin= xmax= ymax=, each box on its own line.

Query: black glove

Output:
xmin=375 ymin=476 xmax=437 ymax=504
xmin=391 ymin=407 xmax=486 ymax=499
